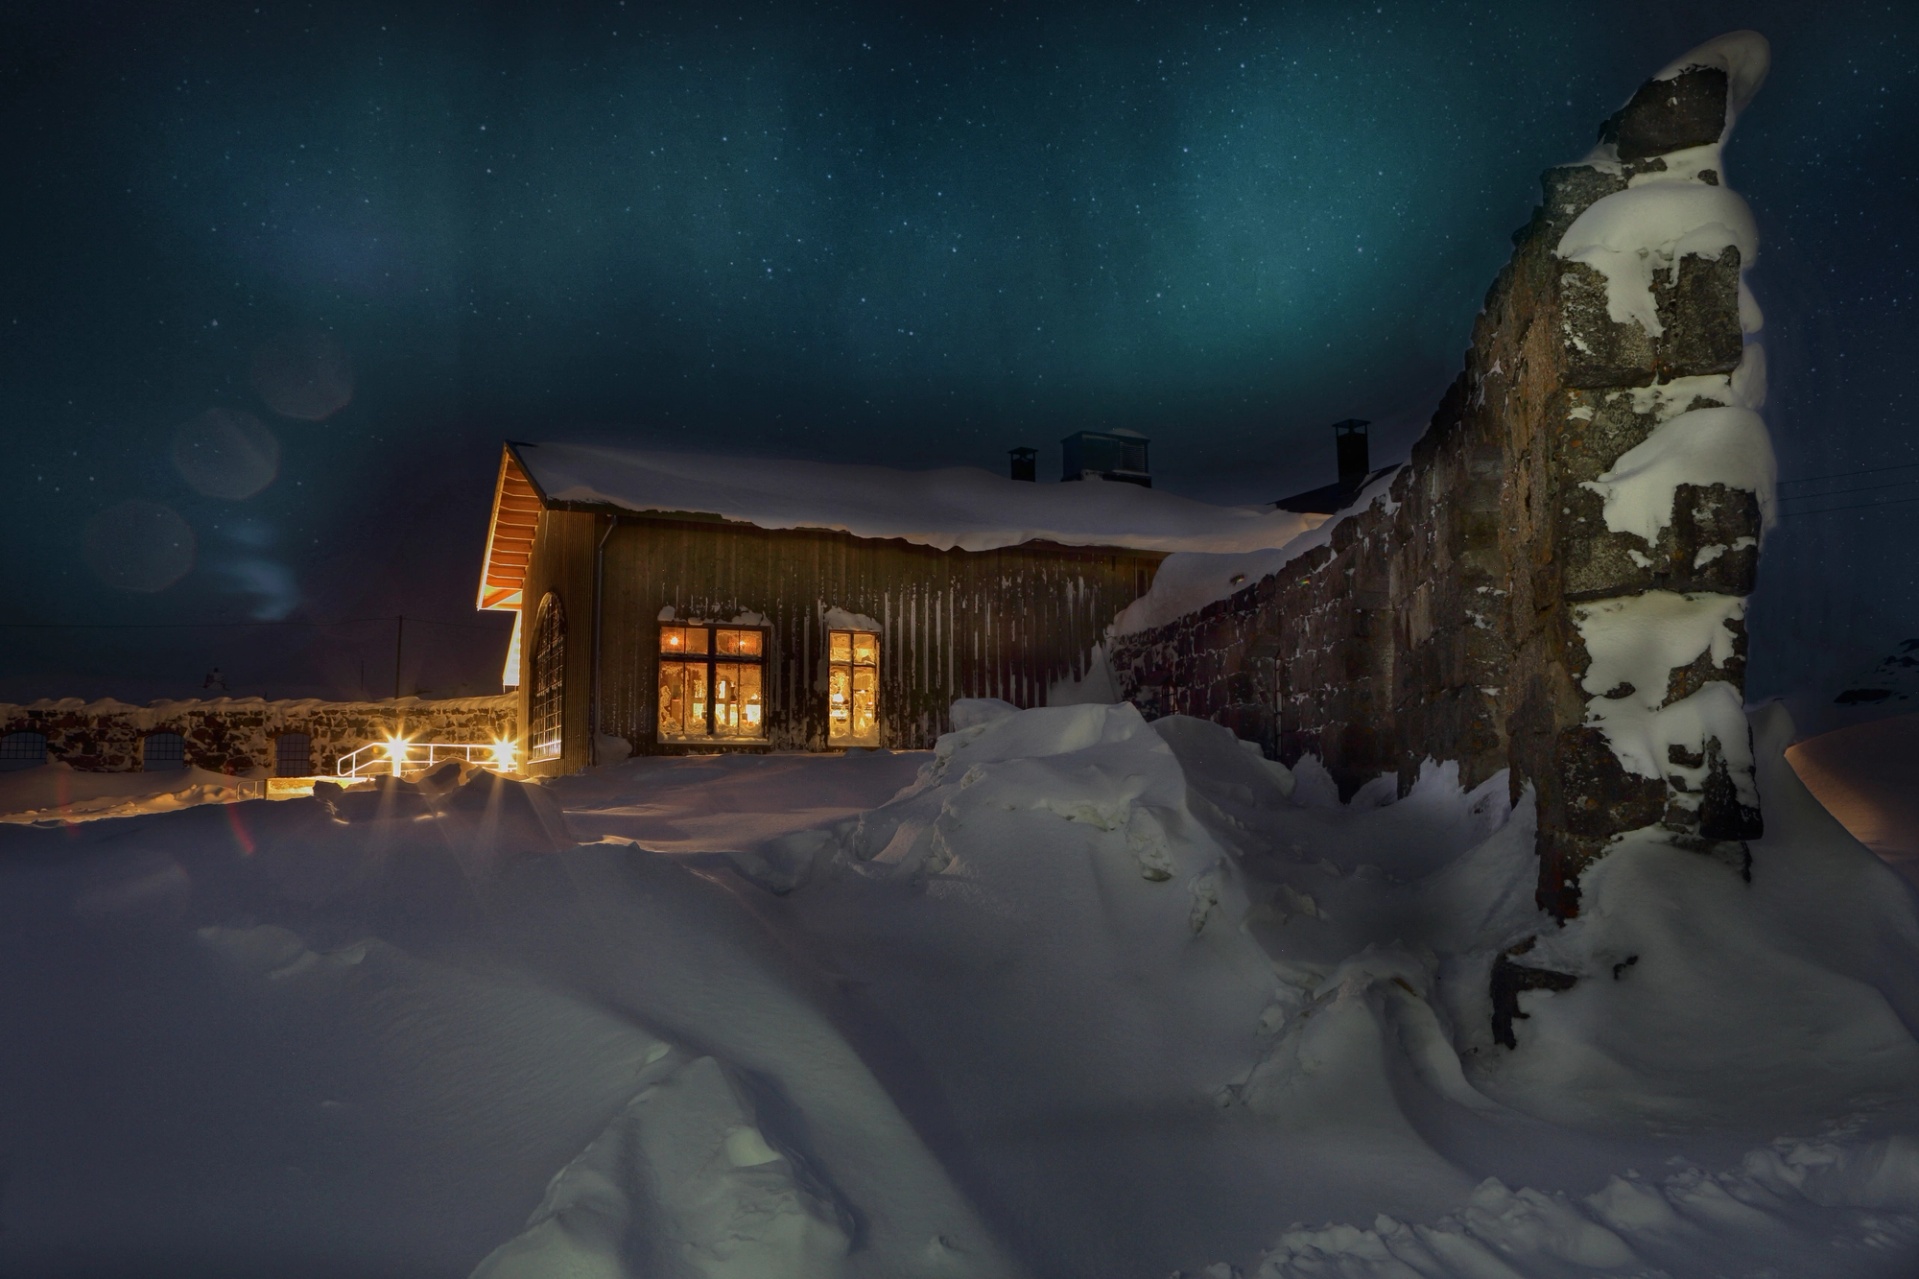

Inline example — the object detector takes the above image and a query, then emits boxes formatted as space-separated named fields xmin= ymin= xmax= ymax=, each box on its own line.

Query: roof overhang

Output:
xmin=476 ymin=445 xmax=545 ymax=611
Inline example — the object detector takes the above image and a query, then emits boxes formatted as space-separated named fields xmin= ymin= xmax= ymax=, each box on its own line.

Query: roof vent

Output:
xmin=1061 ymin=430 xmax=1151 ymax=487
xmin=1008 ymin=446 xmax=1037 ymax=482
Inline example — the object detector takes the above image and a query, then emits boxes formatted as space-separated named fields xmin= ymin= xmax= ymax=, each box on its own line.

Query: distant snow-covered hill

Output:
xmin=1834 ymin=637 xmax=1919 ymax=708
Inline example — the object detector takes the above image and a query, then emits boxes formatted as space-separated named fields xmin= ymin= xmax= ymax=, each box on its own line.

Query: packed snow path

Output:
xmin=1 ymin=704 xmax=1916 ymax=1278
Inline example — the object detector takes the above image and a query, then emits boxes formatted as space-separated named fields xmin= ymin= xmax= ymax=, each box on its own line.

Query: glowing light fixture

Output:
xmin=490 ymin=738 xmax=516 ymax=772
xmin=384 ymin=734 xmax=411 ymax=778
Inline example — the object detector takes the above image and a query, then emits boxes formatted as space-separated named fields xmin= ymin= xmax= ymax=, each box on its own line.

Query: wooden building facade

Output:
xmin=477 ymin=443 xmax=1196 ymax=773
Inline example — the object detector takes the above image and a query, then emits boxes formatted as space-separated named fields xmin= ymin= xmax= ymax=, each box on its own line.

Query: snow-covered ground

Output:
xmin=0 ymin=761 xmax=264 ymax=824
xmin=1 ymin=703 xmax=1916 ymax=1278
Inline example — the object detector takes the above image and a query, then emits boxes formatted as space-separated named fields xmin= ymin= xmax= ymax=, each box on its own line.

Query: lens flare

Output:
xmin=81 ymin=501 xmax=196 ymax=592
xmin=170 ymin=408 xmax=281 ymax=500
xmin=251 ymin=330 xmax=354 ymax=421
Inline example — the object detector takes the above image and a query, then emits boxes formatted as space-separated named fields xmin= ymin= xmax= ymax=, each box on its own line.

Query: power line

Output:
xmin=1779 ymin=477 xmax=1919 ymax=503
xmin=1780 ymin=493 xmax=1919 ymax=518
xmin=1778 ymin=460 xmax=1919 ymax=487
xmin=0 ymin=614 xmax=507 ymax=633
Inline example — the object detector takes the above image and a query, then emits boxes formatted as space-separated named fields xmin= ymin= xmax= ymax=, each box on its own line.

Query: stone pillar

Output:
xmin=1513 ymin=33 xmax=1773 ymax=917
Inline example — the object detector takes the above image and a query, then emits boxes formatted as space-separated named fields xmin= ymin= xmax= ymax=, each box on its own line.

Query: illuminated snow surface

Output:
xmin=2 ymin=704 xmax=1917 ymax=1278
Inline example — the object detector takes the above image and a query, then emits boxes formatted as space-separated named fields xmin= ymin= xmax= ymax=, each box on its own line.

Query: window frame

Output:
xmin=0 ymin=731 xmax=48 ymax=772
xmin=142 ymin=731 xmax=188 ymax=772
xmin=656 ymin=621 xmax=770 ymax=746
xmin=274 ymin=732 xmax=312 ymax=778
xmin=528 ymin=592 xmax=566 ymax=764
xmin=826 ymin=628 xmax=881 ymax=748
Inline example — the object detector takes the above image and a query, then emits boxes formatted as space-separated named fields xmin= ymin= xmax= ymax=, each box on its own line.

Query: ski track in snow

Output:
xmin=0 ymin=700 xmax=1916 ymax=1278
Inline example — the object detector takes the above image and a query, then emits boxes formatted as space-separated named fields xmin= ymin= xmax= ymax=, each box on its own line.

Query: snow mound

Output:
xmin=3 ymin=705 xmax=1918 ymax=1277
xmin=0 ymin=761 xmax=262 ymax=824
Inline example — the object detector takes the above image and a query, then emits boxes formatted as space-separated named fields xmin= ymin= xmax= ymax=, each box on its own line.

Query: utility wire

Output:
xmin=1779 ymin=460 xmax=1919 ymax=487
xmin=1779 ymin=477 xmax=1919 ymax=502
xmin=1779 ymin=493 xmax=1919 ymax=518
xmin=0 ymin=614 xmax=507 ymax=633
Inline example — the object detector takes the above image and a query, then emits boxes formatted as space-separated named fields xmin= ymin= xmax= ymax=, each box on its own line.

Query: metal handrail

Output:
xmin=335 ymin=740 xmax=516 ymax=779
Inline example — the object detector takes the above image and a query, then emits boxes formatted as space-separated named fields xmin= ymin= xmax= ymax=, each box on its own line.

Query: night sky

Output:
xmin=3 ymin=1 xmax=1916 ymax=717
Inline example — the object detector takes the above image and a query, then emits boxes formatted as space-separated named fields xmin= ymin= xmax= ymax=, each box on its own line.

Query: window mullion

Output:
xmin=705 ymin=626 xmax=717 ymax=736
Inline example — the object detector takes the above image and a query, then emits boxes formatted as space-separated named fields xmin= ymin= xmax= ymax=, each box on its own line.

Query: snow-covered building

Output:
xmin=477 ymin=441 xmax=1313 ymax=772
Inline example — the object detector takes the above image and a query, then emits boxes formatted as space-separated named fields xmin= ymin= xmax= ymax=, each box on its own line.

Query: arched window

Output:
xmin=0 ymin=731 xmax=48 ymax=772
xmin=275 ymin=732 xmax=312 ymax=777
xmin=142 ymin=732 xmax=188 ymax=772
xmin=529 ymin=592 xmax=566 ymax=763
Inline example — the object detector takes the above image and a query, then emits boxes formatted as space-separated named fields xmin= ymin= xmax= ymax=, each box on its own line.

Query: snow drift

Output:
xmin=2 ymin=702 xmax=1916 ymax=1278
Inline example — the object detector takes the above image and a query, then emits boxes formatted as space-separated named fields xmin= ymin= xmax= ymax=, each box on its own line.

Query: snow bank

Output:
xmin=1478 ymin=704 xmax=1919 ymax=1130
xmin=515 ymin=441 xmax=1318 ymax=555
xmin=472 ymin=1053 xmax=856 ymax=1279
xmin=0 ymin=761 xmax=261 ymax=823
xmin=1197 ymin=703 xmax=1919 ymax=1277
xmin=3 ymin=701 xmax=1917 ymax=1277
xmin=1249 ymin=1137 xmax=1919 ymax=1279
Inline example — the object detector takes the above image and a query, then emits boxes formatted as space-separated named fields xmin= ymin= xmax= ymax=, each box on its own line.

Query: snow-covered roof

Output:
xmin=501 ymin=441 xmax=1314 ymax=557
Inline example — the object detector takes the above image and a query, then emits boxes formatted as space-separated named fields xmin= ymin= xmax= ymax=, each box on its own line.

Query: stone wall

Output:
xmin=1112 ymin=35 xmax=1771 ymax=918
xmin=0 ymin=695 xmax=516 ymax=776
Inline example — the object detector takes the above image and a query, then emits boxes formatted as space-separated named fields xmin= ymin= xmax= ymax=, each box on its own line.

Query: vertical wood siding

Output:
xmin=562 ymin=516 xmax=1161 ymax=757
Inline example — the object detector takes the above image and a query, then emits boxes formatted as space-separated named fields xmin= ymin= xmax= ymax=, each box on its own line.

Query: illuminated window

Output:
xmin=142 ymin=732 xmax=187 ymax=772
xmin=274 ymin=732 xmax=312 ymax=777
xmin=529 ymin=593 xmax=566 ymax=762
xmin=658 ymin=624 xmax=767 ymax=743
xmin=827 ymin=629 xmax=879 ymax=747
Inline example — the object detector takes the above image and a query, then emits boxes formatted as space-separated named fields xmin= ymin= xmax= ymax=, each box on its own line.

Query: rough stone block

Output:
xmin=1598 ymin=65 xmax=1729 ymax=163
xmin=1556 ymin=725 xmax=1668 ymax=837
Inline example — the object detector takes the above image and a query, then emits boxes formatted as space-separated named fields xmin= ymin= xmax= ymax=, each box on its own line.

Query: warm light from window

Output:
xmin=827 ymin=629 xmax=879 ymax=746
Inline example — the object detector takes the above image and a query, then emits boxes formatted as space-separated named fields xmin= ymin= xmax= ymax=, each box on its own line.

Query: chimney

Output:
xmin=1008 ymin=446 xmax=1037 ymax=482
xmin=1333 ymin=419 xmax=1371 ymax=486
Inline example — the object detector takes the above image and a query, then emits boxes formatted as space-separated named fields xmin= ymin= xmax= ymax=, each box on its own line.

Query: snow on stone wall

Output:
xmin=0 ymin=694 xmax=516 ymax=776
xmin=1110 ymin=32 xmax=1774 ymax=919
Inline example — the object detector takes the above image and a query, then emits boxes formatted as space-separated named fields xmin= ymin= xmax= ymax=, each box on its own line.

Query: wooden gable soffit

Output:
xmin=477 ymin=444 xmax=546 ymax=612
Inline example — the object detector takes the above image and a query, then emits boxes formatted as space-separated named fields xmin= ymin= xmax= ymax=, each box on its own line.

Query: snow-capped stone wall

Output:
xmin=1112 ymin=33 xmax=1773 ymax=918
xmin=0 ymin=695 xmax=516 ymax=776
